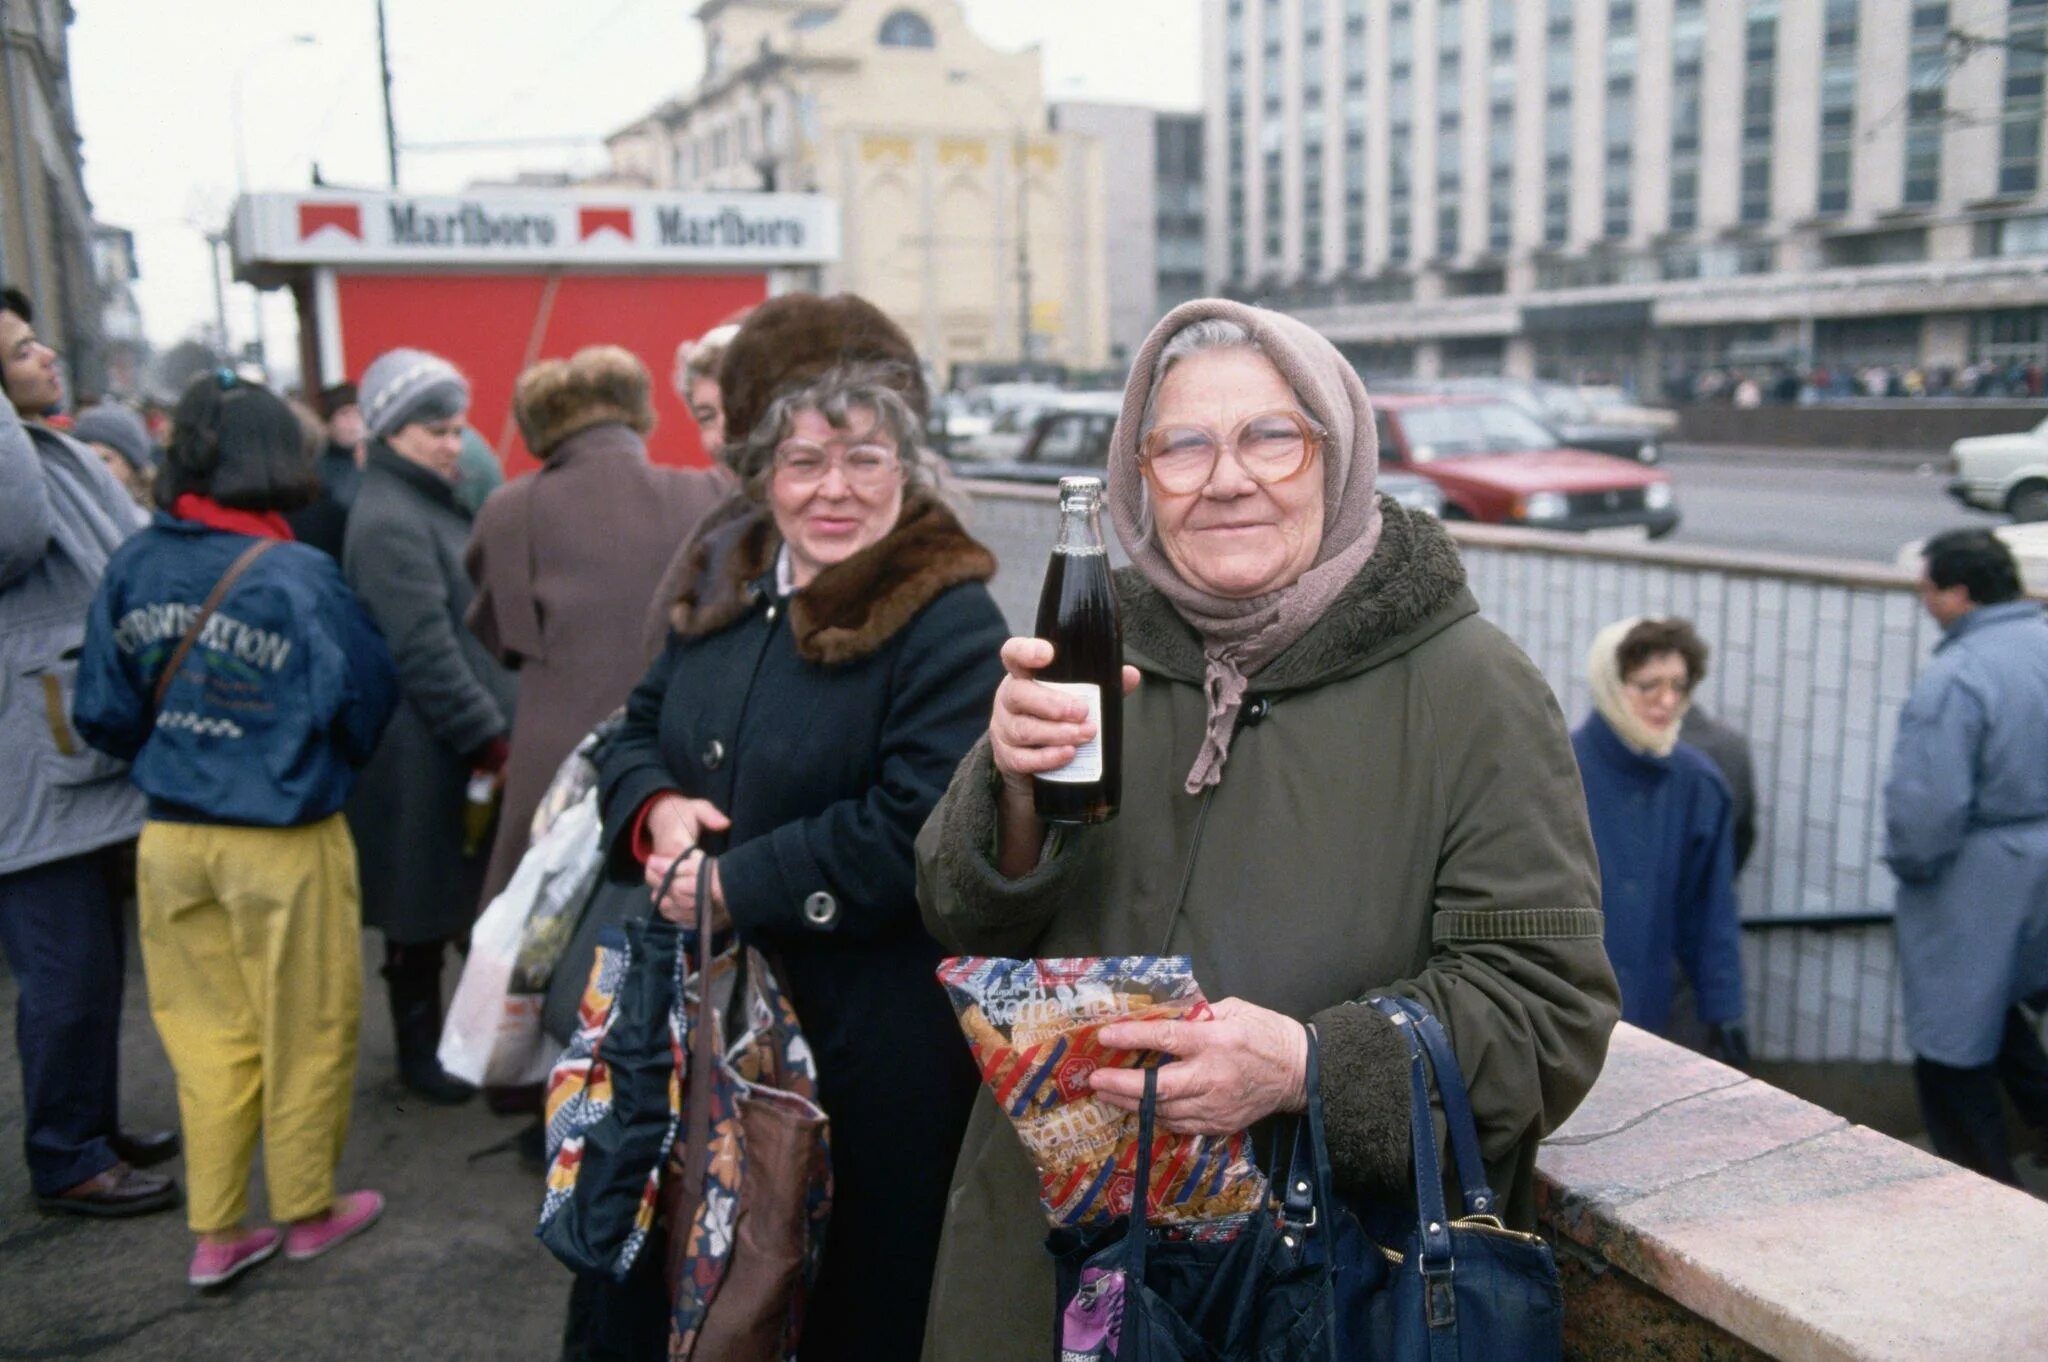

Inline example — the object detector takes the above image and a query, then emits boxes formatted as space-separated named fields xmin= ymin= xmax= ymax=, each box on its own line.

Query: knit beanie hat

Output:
xmin=72 ymin=404 xmax=156 ymax=472
xmin=359 ymin=348 xmax=470 ymax=440
xmin=716 ymin=293 xmax=927 ymax=450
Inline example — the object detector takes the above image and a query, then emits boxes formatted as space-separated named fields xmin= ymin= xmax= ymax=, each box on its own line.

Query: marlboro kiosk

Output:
xmin=230 ymin=188 xmax=841 ymax=470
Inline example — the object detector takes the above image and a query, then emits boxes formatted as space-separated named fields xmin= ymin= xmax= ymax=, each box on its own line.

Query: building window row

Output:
xmin=1740 ymin=1 xmax=1777 ymax=224
xmin=1904 ymin=2 xmax=1948 ymax=206
xmin=2002 ymin=0 xmax=2048 ymax=196
xmin=1816 ymin=0 xmax=1857 ymax=216
xmin=1669 ymin=0 xmax=1704 ymax=230
xmin=1543 ymin=0 xmax=1571 ymax=246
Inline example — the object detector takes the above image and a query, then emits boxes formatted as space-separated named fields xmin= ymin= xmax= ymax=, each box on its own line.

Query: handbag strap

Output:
xmin=683 ymin=864 xmax=719 ymax=1194
xmin=1122 ymin=1066 xmax=1161 ymax=1284
xmin=1281 ymin=1025 xmax=1335 ymax=1234
xmin=152 ymin=539 xmax=279 ymax=712
xmin=1372 ymin=997 xmax=1498 ymax=1218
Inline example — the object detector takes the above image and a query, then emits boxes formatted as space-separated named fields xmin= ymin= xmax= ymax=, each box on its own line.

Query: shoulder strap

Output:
xmin=153 ymin=539 xmax=280 ymax=713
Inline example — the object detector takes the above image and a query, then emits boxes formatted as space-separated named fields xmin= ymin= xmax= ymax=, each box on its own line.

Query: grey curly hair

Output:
xmin=731 ymin=363 xmax=938 ymax=501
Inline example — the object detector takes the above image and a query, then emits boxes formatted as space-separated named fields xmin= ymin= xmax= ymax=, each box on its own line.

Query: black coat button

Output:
xmin=803 ymin=891 xmax=838 ymax=929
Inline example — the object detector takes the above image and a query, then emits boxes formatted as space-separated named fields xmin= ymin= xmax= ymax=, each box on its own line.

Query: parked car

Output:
xmin=1393 ymin=378 xmax=1665 ymax=464
xmin=962 ymin=395 xmax=1448 ymax=516
xmin=1579 ymin=385 xmax=1681 ymax=435
xmin=947 ymin=383 xmax=1067 ymax=461
xmin=1372 ymin=394 xmax=1678 ymax=536
xmin=1946 ymin=417 xmax=2048 ymax=521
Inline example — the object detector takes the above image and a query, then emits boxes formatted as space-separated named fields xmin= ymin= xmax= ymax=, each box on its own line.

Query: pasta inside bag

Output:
xmin=936 ymin=955 xmax=1270 ymax=1228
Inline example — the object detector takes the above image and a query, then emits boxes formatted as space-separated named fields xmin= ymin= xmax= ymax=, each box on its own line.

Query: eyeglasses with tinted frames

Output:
xmin=1139 ymin=409 xmax=1324 ymax=496
xmin=772 ymin=438 xmax=903 ymax=493
xmin=1623 ymin=677 xmax=1692 ymax=700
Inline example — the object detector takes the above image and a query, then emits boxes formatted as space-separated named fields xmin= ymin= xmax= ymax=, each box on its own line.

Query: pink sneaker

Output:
xmin=188 ymin=1227 xmax=283 ymax=1290
xmin=284 ymin=1190 xmax=385 ymax=1262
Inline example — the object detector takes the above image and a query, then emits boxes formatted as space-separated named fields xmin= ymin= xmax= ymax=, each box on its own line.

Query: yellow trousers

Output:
xmin=137 ymin=816 xmax=362 ymax=1233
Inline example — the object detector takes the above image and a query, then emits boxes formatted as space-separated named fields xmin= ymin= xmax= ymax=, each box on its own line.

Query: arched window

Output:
xmin=878 ymin=9 xmax=936 ymax=49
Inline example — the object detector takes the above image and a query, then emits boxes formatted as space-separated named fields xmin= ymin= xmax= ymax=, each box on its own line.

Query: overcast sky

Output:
xmin=67 ymin=0 xmax=1202 ymax=367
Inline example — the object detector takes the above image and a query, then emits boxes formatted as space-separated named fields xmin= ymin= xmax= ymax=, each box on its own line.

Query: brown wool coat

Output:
xmin=463 ymin=423 xmax=728 ymax=907
xmin=914 ymin=500 xmax=1620 ymax=1361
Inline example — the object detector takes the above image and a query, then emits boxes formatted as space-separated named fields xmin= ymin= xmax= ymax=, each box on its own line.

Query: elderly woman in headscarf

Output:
xmin=344 ymin=348 xmax=516 ymax=1106
xmin=1572 ymin=616 xmax=1747 ymax=1062
xmin=915 ymin=300 xmax=1621 ymax=1359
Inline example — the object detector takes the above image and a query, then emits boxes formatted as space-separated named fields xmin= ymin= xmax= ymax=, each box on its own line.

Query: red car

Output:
xmin=1372 ymin=394 xmax=1679 ymax=536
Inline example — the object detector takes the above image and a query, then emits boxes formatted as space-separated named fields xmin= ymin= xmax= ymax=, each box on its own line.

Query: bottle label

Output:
xmin=1040 ymin=682 xmax=1104 ymax=784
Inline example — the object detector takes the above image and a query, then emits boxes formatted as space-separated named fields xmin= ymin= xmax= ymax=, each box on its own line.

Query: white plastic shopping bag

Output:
xmin=440 ymin=793 xmax=603 ymax=1086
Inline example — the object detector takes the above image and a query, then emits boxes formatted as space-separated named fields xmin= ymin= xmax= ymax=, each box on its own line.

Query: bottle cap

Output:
xmin=1057 ymin=475 xmax=1104 ymax=503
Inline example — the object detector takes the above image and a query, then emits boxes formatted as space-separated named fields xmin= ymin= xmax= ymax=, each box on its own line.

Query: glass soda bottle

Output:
xmin=1033 ymin=476 xmax=1122 ymax=824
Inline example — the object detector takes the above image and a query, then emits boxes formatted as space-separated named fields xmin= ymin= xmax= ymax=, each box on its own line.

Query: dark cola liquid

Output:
xmin=1033 ymin=547 xmax=1122 ymax=824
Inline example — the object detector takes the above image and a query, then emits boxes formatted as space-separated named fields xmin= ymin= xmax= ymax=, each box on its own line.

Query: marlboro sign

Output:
xmin=234 ymin=189 xmax=838 ymax=269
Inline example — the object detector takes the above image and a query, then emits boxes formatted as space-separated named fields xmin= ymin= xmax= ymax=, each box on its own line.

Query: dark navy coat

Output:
xmin=1572 ymin=711 xmax=1744 ymax=1033
xmin=73 ymin=515 xmax=398 ymax=826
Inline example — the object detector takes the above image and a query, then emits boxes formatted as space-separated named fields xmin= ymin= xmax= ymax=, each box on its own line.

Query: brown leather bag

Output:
xmin=657 ymin=868 xmax=830 ymax=1361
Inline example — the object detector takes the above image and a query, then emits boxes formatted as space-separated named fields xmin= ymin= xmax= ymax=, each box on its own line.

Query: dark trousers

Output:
xmin=1915 ymin=1005 xmax=2048 ymax=1185
xmin=0 ymin=848 xmax=127 ymax=1195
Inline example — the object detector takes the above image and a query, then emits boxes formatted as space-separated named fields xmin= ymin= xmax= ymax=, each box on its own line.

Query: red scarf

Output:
xmin=172 ymin=494 xmax=296 ymax=542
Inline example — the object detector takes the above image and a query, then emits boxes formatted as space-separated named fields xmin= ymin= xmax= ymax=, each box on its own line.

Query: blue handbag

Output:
xmin=1352 ymin=995 xmax=1564 ymax=1362
xmin=1048 ymin=997 xmax=1562 ymax=1361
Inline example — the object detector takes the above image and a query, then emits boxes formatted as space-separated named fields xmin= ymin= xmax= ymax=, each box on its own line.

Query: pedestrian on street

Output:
xmin=1885 ymin=529 xmax=2048 ymax=1186
xmin=0 ymin=286 xmax=178 ymax=1219
xmin=568 ymin=294 xmax=1006 ymax=1361
xmin=71 ymin=403 xmax=157 ymax=508
xmin=673 ymin=321 xmax=739 ymax=461
xmin=465 ymin=344 xmax=729 ymax=914
xmin=1680 ymin=703 xmax=1760 ymax=875
xmin=1573 ymin=617 xmax=1748 ymax=1064
xmin=344 ymin=348 xmax=516 ymax=1106
xmin=73 ymin=373 xmax=400 ymax=1290
xmin=282 ymin=381 xmax=365 ymax=557
xmin=916 ymin=301 xmax=1619 ymax=1359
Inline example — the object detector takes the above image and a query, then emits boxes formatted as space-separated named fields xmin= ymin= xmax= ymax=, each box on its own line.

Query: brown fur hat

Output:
xmin=717 ymin=293 xmax=928 ymax=449
xmin=515 ymin=345 xmax=656 ymax=457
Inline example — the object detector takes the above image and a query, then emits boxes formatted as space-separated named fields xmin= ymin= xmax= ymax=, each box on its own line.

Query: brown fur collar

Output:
xmin=668 ymin=493 xmax=995 ymax=665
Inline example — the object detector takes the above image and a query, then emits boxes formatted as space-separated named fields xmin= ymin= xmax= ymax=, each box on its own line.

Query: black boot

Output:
xmin=382 ymin=943 xmax=476 ymax=1106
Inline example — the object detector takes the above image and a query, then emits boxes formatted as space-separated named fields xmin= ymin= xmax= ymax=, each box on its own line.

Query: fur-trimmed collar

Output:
xmin=1119 ymin=497 xmax=1473 ymax=691
xmin=669 ymin=493 xmax=996 ymax=665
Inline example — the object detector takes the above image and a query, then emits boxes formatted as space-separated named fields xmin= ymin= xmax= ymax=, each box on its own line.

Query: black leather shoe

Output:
xmin=36 ymin=1164 xmax=181 ymax=1218
xmin=110 ymin=1129 xmax=181 ymax=1169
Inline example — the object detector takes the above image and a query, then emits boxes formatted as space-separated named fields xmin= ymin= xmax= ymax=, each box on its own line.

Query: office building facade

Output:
xmin=1207 ymin=0 xmax=2048 ymax=390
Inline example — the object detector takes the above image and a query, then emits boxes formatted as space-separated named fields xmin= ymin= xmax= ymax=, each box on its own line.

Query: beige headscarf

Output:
xmin=1107 ymin=299 xmax=1385 ymax=793
xmin=1587 ymin=617 xmax=1687 ymax=758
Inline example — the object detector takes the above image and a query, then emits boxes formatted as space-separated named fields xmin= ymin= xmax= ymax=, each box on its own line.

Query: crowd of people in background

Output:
xmin=2 ymin=272 xmax=2044 ymax=1357
xmin=1671 ymin=359 xmax=2048 ymax=408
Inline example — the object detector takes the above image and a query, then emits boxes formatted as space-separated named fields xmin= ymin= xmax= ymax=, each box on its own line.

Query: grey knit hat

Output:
xmin=72 ymin=404 xmax=156 ymax=472
xmin=359 ymin=348 xmax=470 ymax=440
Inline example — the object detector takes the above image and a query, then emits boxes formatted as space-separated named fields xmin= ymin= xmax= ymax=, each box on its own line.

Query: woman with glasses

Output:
xmin=573 ymin=295 xmax=1007 ymax=1360
xmin=916 ymin=302 xmax=1620 ymax=1359
xmin=1572 ymin=616 xmax=1747 ymax=1059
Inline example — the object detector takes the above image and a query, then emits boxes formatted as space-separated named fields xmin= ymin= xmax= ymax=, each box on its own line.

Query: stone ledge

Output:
xmin=1537 ymin=1025 xmax=2048 ymax=1361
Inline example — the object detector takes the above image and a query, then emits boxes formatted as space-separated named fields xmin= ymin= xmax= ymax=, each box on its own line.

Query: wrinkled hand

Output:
xmin=643 ymin=793 xmax=730 ymax=862
xmin=646 ymin=848 xmax=729 ymax=930
xmin=1087 ymin=998 xmax=1309 ymax=1137
xmin=989 ymin=637 xmax=1141 ymax=800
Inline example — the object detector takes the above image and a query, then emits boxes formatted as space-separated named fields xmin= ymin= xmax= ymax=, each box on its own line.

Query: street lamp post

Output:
xmin=948 ymin=69 xmax=1037 ymax=371
xmin=231 ymin=33 xmax=317 ymax=374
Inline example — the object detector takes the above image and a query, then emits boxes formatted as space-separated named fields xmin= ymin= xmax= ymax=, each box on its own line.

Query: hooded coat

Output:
xmin=0 ymin=401 xmax=146 ymax=875
xmin=590 ymin=492 xmax=1008 ymax=1361
xmin=1884 ymin=599 xmax=2048 ymax=1066
xmin=343 ymin=443 xmax=516 ymax=943
xmin=465 ymin=410 xmax=727 ymax=909
xmin=914 ymin=500 xmax=1618 ymax=1360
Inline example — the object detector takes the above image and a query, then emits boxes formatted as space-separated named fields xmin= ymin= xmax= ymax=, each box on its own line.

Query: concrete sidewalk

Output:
xmin=0 ymin=929 xmax=569 ymax=1360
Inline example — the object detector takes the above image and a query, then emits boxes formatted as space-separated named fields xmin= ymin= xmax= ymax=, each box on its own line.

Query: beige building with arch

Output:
xmin=608 ymin=0 xmax=1111 ymax=378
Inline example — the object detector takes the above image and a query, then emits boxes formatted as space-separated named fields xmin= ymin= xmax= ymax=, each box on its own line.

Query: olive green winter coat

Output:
xmin=913 ymin=500 xmax=1619 ymax=1360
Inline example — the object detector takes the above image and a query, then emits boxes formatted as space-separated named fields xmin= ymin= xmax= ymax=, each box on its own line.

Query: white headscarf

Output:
xmin=1587 ymin=617 xmax=1687 ymax=758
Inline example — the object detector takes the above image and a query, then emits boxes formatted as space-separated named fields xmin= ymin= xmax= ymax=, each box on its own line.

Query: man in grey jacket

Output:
xmin=0 ymin=287 xmax=177 ymax=1216
xmin=1886 ymin=528 xmax=2048 ymax=1185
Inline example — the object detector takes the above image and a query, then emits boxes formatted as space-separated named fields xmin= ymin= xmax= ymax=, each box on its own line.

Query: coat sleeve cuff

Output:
xmin=919 ymin=738 xmax=1092 ymax=955
xmin=1308 ymin=1000 xmax=1415 ymax=1203
xmin=716 ymin=821 xmax=832 ymax=938
xmin=601 ymin=768 xmax=681 ymax=882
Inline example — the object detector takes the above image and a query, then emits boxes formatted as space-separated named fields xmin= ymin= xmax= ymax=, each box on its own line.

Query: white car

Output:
xmin=1947 ymin=418 xmax=2048 ymax=521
